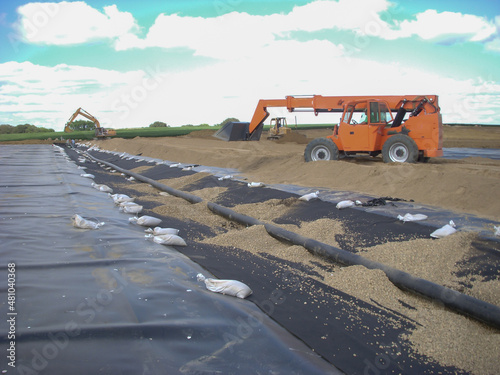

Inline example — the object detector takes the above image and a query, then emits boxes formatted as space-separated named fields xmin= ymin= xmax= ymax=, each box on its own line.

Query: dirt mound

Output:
xmin=442 ymin=125 xmax=500 ymax=148
xmin=275 ymin=131 xmax=310 ymax=144
xmin=88 ymin=127 xmax=500 ymax=219
xmin=184 ymin=129 xmax=220 ymax=139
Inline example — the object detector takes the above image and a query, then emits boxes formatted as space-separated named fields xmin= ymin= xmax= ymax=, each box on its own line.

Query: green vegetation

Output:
xmin=0 ymin=124 xmax=216 ymax=142
xmin=0 ymin=124 xmax=55 ymax=134
xmin=66 ymin=120 xmax=95 ymax=131
xmin=116 ymin=125 xmax=213 ymax=138
xmin=149 ymin=121 xmax=168 ymax=127
xmin=0 ymin=130 xmax=90 ymax=142
xmin=0 ymin=123 xmax=334 ymax=142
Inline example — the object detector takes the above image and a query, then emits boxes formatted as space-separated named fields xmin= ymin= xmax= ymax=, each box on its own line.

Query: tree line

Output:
xmin=148 ymin=118 xmax=240 ymax=127
xmin=1 ymin=117 xmax=241 ymax=134
xmin=0 ymin=124 xmax=55 ymax=134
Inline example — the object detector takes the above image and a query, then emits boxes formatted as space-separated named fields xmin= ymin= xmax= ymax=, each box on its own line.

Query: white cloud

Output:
xmin=485 ymin=16 xmax=500 ymax=52
xmin=3 ymin=1 xmax=499 ymax=128
xmin=0 ymin=61 xmax=143 ymax=127
xmin=285 ymin=0 xmax=391 ymax=33
xmin=115 ymin=0 xmax=394 ymax=58
xmin=113 ymin=0 xmax=499 ymax=64
xmin=16 ymin=1 xmax=497 ymax=53
xmin=384 ymin=9 xmax=497 ymax=42
xmin=16 ymin=1 xmax=138 ymax=45
xmin=2 ymin=44 xmax=499 ymax=130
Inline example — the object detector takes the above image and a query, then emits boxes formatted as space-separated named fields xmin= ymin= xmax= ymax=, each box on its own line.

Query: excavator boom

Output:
xmin=64 ymin=107 xmax=116 ymax=137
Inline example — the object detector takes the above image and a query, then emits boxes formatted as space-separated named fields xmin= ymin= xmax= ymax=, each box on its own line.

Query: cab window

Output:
xmin=346 ymin=102 xmax=367 ymax=124
xmin=380 ymin=102 xmax=392 ymax=123
xmin=342 ymin=105 xmax=353 ymax=123
xmin=369 ymin=102 xmax=392 ymax=124
xmin=369 ymin=102 xmax=380 ymax=123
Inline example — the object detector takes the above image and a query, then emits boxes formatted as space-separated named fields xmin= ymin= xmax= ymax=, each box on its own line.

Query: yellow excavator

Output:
xmin=64 ymin=108 xmax=116 ymax=138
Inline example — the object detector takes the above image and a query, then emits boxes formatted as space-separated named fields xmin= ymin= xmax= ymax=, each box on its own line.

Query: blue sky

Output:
xmin=0 ymin=0 xmax=499 ymax=130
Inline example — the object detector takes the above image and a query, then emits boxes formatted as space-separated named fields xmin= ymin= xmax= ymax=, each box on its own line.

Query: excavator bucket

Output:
xmin=213 ymin=122 xmax=263 ymax=141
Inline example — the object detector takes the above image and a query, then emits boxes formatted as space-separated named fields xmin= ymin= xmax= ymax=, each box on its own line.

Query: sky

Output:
xmin=0 ymin=0 xmax=499 ymax=131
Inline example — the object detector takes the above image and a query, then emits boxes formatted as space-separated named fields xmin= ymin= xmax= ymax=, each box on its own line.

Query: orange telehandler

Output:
xmin=64 ymin=108 xmax=116 ymax=138
xmin=214 ymin=95 xmax=442 ymax=163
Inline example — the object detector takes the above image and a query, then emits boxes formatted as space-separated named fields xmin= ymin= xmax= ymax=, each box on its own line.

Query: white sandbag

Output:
xmin=145 ymin=227 xmax=179 ymax=235
xmin=169 ymin=163 xmax=180 ymax=168
xmin=120 ymin=201 xmax=138 ymax=207
xmin=80 ymin=173 xmax=95 ymax=179
xmin=148 ymin=234 xmax=187 ymax=246
xmin=299 ymin=191 xmax=319 ymax=201
xmin=129 ymin=215 xmax=162 ymax=226
xmin=336 ymin=200 xmax=355 ymax=209
xmin=397 ymin=213 xmax=428 ymax=223
xmin=197 ymin=273 xmax=252 ymax=299
xmin=119 ymin=203 xmax=143 ymax=214
xmin=248 ymin=182 xmax=264 ymax=188
xmin=494 ymin=225 xmax=500 ymax=237
xmin=430 ymin=220 xmax=457 ymax=238
xmin=91 ymin=183 xmax=113 ymax=193
xmin=109 ymin=193 xmax=135 ymax=204
xmin=71 ymin=214 xmax=104 ymax=229
xmin=127 ymin=176 xmax=136 ymax=182
xmin=182 ymin=166 xmax=193 ymax=171
xmin=218 ymin=175 xmax=233 ymax=181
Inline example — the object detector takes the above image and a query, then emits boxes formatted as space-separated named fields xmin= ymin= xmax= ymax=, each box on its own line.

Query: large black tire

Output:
xmin=304 ymin=138 xmax=339 ymax=162
xmin=382 ymin=134 xmax=418 ymax=163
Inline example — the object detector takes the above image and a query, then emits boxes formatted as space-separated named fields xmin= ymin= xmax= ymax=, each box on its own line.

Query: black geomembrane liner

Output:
xmin=65 ymin=146 xmax=484 ymax=374
xmin=1 ymin=145 xmax=340 ymax=375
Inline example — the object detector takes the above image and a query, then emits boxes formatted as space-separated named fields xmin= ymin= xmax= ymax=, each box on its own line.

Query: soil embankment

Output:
xmin=91 ymin=126 xmax=500 ymax=220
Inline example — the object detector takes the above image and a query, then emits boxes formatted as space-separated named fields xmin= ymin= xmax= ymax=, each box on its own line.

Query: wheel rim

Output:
xmin=388 ymin=142 xmax=409 ymax=162
xmin=311 ymin=145 xmax=331 ymax=161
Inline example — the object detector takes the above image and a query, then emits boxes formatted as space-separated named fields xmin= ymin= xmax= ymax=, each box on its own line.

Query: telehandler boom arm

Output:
xmin=214 ymin=94 xmax=442 ymax=162
xmin=248 ymin=95 xmax=439 ymax=137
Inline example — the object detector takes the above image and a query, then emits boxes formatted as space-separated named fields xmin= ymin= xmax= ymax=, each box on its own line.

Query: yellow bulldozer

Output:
xmin=267 ymin=117 xmax=292 ymax=140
